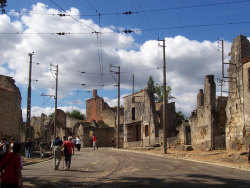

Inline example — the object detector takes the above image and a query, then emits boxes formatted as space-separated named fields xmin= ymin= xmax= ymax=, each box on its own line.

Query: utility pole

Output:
xmin=109 ymin=64 xmax=120 ymax=148
xmin=50 ymin=63 xmax=58 ymax=139
xmin=26 ymin=52 xmax=34 ymax=140
xmin=158 ymin=39 xmax=167 ymax=154
xmin=131 ymin=73 xmax=135 ymax=94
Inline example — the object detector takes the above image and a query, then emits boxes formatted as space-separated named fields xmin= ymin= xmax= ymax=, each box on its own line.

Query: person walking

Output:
xmin=39 ymin=140 xmax=46 ymax=159
xmin=75 ymin=136 xmax=81 ymax=151
xmin=0 ymin=143 xmax=23 ymax=188
xmin=9 ymin=138 xmax=15 ymax=153
xmin=51 ymin=136 xmax=63 ymax=170
xmin=93 ymin=134 xmax=97 ymax=150
xmin=62 ymin=137 xmax=74 ymax=170
xmin=25 ymin=138 xmax=33 ymax=158
xmin=0 ymin=137 xmax=9 ymax=162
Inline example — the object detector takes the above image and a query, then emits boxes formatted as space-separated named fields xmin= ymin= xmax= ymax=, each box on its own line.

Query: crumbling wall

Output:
xmin=81 ymin=126 xmax=114 ymax=147
xmin=0 ymin=75 xmax=22 ymax=140
xmin=123 ymin=90 xmax=157 ymax=148
xmin=189 ymin=75 xmax=216 ymax=150
xmin=86 ymin=89 xmax=124 ymax=127
xmin=226 ymin=35 xmax=250 ymax=150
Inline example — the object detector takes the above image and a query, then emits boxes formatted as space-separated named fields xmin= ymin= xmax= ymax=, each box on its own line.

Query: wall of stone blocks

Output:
xmin=81 ymin=126 xmax=115 ymax=147
xmin=0 ymin=75 xmax=22 ymax=141
xmin=226 ymin=35 xmax=250 ymax=151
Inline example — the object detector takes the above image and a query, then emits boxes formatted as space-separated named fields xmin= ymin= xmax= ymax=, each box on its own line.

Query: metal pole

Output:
xmin=222 ymin=40 xmax=224 ymax=78
xmin=117 ymin=66 xmax=120 ymax=148
xmin=159 ymin=39 xmax=167 ymax=154
xmin=132 ymin=73 xmax=134 ymax=94
xmin=26 ymin=52 xmax=34 ymax=140
xmin=54 ymin=65 xmax=58 ymax=139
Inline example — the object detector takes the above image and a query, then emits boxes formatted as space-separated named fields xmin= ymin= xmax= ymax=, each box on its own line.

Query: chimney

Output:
xmin=93 ymin=89 xmax=97 ymax=98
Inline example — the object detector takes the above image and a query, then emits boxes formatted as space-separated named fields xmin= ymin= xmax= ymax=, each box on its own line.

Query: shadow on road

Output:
xmin=23 ymin=174 xmax=250 ymax=188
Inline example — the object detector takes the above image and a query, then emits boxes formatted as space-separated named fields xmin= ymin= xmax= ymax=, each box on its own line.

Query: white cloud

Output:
xmin=0 ymin=2 xmax=238 ymax=118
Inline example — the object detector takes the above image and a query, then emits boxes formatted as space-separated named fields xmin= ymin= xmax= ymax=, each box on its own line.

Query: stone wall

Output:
xmin=0 ymin=75 xmax=22 ymax=141
xmin=86 ymin=89 xmax=124 ymax=127
xmin=189 ymin=75 xmax=216 ymax=150
xmin=123 ymin=90 xmax=157 ymax=148
xmin=156 ymin=102 xmax=179 ymax=138
xmin=226 ymin=35 xmax=250 ymax=151
xmin=81 ymin=126 xmax=115 ymax=147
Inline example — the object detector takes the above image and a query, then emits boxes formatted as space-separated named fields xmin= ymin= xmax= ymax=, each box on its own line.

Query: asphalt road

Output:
xmin=22 ymin=148 xmax=250 ymax=188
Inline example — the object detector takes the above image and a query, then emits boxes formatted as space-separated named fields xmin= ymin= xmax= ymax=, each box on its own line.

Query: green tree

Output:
xmin=0 ymin=0 xmax=7 ymax=14
xmin=176 ymin=111 xmax=188 ymax=125
xmin=147 ymin=76 xmax=155 ymax=100
xmin=146 ymin=76 xmax=175 ymax=102
xmin=48 ymin=112 xmax=54 ymax=119
xmin=155 ymin=85 xmax=175 ymax=102
xmin=66 ymin=110 xmax=85 ymax=120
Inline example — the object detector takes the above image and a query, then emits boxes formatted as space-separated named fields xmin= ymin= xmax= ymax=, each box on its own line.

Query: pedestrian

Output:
xmin=0 ymin=137 xmax=9 ymax=162
xmin=51 ymin=136 xmax=63 ymax=170
xmin=62 ymin=136 xmax=74 ymax=170
xmin=111 ymin=137 xmax=114 ymax=147
xmin=75 ymin=136 xmax=81 ymax=151
xmin=39 ymin=140 xmax=46 ymax=159
xmin=25 ymin=138 xmax=33 ymax=158
xmin=248 ymin=144 xmax=250 ymax=163
xmin=9 ymin=138 xmax=15 ymax=153
xmin=93 ymin=134 xmax=97 ymax=150
xmin=0 ymin=142 xmax=23 ymax=188
xmin=72 ymin=136 xmax=76 ymax=152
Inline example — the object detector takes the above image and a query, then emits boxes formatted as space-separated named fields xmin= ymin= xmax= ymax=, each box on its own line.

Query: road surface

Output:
xmin=22 ymin=148 xmax=250 ymax=188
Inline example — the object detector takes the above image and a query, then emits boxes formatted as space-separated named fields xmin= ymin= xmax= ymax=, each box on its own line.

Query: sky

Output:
xmin=1 ymin=0 xmax=250 ymax=120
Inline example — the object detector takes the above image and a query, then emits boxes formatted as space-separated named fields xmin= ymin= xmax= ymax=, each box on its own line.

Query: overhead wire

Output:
xmin=49 ymin=0 xmax=97 ymax=32
xmin=1 ymin=21 xmax=250 ymax=35
xmin=8 ymin=0 xmax=250 ymax=17
xmin=84 ymin=0 xmax=104 ymax=84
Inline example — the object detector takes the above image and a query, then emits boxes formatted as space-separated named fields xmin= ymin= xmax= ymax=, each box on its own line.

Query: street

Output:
xmin=22 ymin=148 xmax=250 ymax=188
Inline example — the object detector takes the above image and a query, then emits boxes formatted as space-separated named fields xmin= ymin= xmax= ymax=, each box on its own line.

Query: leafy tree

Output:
xmin=48 ymin=112 xmax=54 ymax=119
xmin=66 ymin=110 xmax=85 ymax=120
xmin=155 ymin=85 xmax=175 ymax=103
xmin=176 ymin=111 xmax=188 ymax=125
xmin=99 ymin=123 xmax=109 ymax=128
xmin=147 ymin=76 xmax=155 ymax=100
xmin=146 ymin=76 xmax=175 ymax=102
xmin=0 ymin=0 xmax=7 ymax=14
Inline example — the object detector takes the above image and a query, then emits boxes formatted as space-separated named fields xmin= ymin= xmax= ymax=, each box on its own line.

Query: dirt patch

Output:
xmin=127 ymin=147 xmax=250 ymax=171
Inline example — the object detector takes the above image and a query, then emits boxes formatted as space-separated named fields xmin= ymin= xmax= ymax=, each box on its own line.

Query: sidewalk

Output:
xmin=116 ymin=147 xmax=250 ymax=171
xmin=22 ymin=151 xmax=52 ymax=166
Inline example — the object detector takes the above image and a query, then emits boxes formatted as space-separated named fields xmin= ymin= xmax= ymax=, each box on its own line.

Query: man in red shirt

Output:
xmin=93 ymin=134 xmax=97 ymax=150
xmin=0 ymin=143 xmax=23 ymax=188
xmin=62 ymin=137 xmax=74 ymax=170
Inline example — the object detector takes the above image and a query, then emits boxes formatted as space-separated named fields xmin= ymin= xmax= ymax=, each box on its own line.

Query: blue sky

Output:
xmin=1 ymin=0 xmax=250 ymax=119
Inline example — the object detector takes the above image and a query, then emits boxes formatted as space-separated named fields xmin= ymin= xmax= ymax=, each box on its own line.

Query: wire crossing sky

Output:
xmin=1 ymin=0 xmax=249 ymax=119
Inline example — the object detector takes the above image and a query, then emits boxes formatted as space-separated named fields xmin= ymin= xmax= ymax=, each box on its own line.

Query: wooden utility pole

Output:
xmin=50 ymin=63 xmax=58 ymax=139
xmin=26 ymin=52 xmax=34 ymax=140
xmin=158 ymin=39 xmax=167 ymax=154
xmin=109 ymin=64 xmax=120 ymax=148
xmin=131 ymin=73 xmax=135 ymax=94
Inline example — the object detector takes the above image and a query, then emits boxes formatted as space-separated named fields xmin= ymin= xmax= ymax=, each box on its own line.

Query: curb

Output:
xmin=113 ymin=148 xmax=250 ymax=172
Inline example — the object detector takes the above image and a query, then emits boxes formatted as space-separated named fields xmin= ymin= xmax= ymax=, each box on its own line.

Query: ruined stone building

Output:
xmin=226 ymin=35 xmax=250 ymax=151
xmin=176 ymin=75 xmax=227 ymax=151
xmin=86 ymin=89 xmax=124 ymax=127
xmin=0 ymin=75 xmax=22 ymax=140
xmin=21 ymin=109 xmax=75 ymax=149
xmin=123 ymin=90 xmax=179 ymax=148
